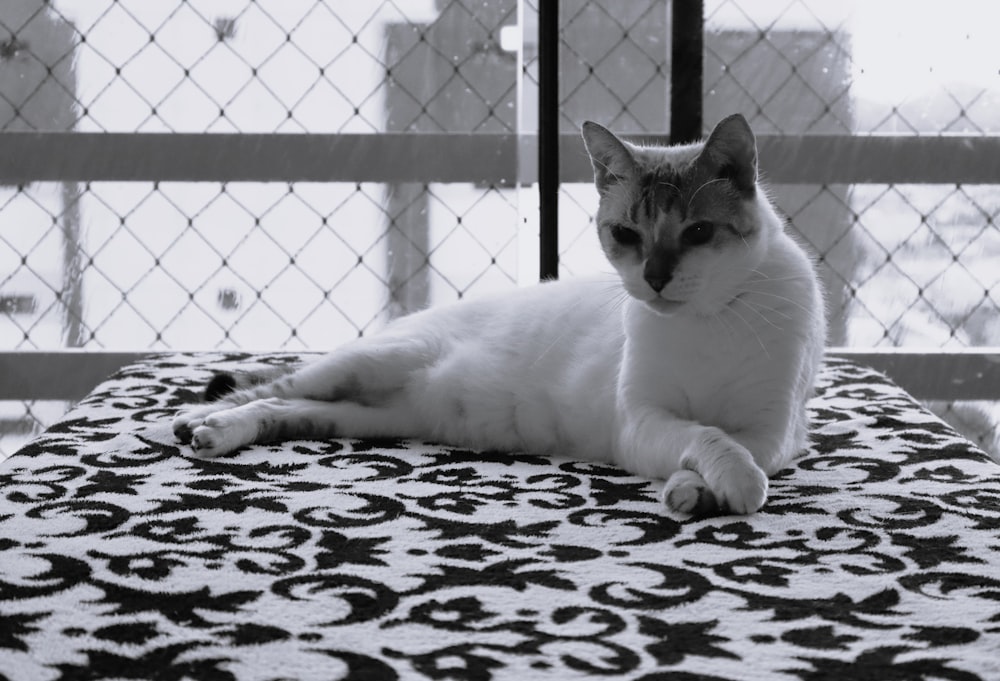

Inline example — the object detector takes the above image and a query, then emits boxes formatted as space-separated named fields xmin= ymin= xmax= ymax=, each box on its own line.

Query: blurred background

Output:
xmin=2 ymin=0 xmax=998 ymax=458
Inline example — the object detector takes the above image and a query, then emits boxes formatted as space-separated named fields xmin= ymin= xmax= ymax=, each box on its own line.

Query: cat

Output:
xmin=172 ymin=113 xmax=826 ymax=517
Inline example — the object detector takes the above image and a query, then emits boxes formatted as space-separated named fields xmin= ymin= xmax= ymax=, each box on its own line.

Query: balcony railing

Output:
xmin=2 ymin=130 xmax=999 ymax=403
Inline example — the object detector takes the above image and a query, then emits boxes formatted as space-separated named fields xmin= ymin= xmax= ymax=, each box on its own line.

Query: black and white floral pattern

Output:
xmin=2 ymin=353 xmax=999 ymax=680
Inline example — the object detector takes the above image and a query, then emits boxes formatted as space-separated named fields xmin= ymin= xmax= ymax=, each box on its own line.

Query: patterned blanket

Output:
xmin=2 ymin=353 xmax=999 ymax=681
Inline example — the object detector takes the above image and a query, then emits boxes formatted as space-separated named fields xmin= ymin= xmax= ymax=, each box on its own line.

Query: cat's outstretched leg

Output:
xmin=184 ymin=398 xmax=420 ymax=457
xmin=173 ymin=335 xmax=438 ymax=450
xmin=173 ymin=402 xmax=234 ymax=444
xmin=203 ymin=364 xmax=300 ymax=402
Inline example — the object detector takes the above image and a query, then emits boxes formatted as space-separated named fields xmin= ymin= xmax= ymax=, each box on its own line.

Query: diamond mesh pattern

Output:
xmin=551 ymin=0 xmax=1000 ymax=456
xmin=1 ymin=0 xmax=521 ymax=347
xmin=3 ymin=0 xmax=999 ymax=457
xmin=0 ymin=178 xmax=521 ymax=350
xmin=1 ymin=0 xmax=521 ymax=456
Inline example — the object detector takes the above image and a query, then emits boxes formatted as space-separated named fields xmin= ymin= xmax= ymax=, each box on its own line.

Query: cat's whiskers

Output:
xmin=739 ymin=287 xmax=813 ymax=316
xmin=747 ymin=269 xmax=808 ymax=285
xmin=725 ymin=301 xmax=771 ymax=359
xmin=732 ymin=291 xmax=793 ymax=321
xmin=732 ymin=295 xmax=784 ymax=331
xmin=597 ymin=291 xmax=631 ymax=319
xmin=709 ymin=307 xmax=739 ymax=353
xmin=531 ymin=323 xmax=577 ymax=367
xmin=685 ymin=177 xmax=728 ymax=212
xmin=613 ymin=291 xmax=631 ymax=313
xmin=531 ymin=285 xmax=629 ymax=367
xmin=590 ymin=156 xmax=623 ymax=185
xmin=597 ymin=282 xmax=630 ymax=311
xmin=613 ymin=291 xmax=634 ymax=318
xmin=743 ymin=300 xmax=792 ymax=324
xmin=657 ymin=180 xmax=682 ymax=200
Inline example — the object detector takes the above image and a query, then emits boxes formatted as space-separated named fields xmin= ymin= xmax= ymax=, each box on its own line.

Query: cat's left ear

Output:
xmin=581 ymin=121 xmax=637 ymax=194
xmin=696 ymin=114 xmax=758 ymax=194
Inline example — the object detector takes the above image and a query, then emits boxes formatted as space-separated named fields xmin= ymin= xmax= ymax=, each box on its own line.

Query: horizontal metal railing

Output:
xmin=3 ymin=132 xmax=1000 ymax=184
xmin=0 ymin=133 xmax=519 ymax=184
xmin=2 ymin=131 xmax=1000 ymax=403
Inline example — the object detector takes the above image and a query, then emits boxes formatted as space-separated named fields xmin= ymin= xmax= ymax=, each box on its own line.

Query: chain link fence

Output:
xmin=1 ymin=0 xmax=522 ymax=346
xmin=707 ymin=0 xmax=1000 ymax=457
xmin=3 ymin=0 xmax=999 ymax=457
xmin=552 ymin=0 xmax=1000 ymax=455
xmin=1 ymin=0 xmax=524 ymax=455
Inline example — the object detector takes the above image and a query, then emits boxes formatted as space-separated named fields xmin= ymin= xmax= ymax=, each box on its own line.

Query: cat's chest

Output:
xmin=627 ymin=338 xmax=745 ymax=399
xmin=621 ymin=306 xmax=783 ymax=421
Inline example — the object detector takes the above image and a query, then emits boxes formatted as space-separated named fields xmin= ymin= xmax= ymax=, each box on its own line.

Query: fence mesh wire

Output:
xmin=2 ymin=0 xmax=999 ymax=458
xmin=1 ymin=0 xmax=524 ymax=455
xmin=551 ymin=0 xmax=1000 ymax=456
xmin=702 ymin=0 xmax=1000 ymax=457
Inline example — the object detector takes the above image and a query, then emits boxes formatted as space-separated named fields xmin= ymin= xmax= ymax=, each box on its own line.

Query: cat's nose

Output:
xmin=644 ymin=275 xmax=671 ymax=293
xmin=643 ymin=254 xmax=676 ymax=293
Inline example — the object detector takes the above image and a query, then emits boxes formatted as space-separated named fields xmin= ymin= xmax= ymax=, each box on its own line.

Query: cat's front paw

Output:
xmin=173 ymin=404 xmax=245 ymax=457
xmin=172 ymin=405 xmax=218 ymax=444
xmin=663 ymin=469 xmax=719 ymax=516
xmin=188 ymin=411 xmax=252 ymax=458
xmin=685 ymin=428 xmax=768 ymax=515
xmin=713 ymin=460 xmax=768 ymax=515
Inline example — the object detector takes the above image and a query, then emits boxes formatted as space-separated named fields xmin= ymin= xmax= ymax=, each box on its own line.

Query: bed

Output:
xmin=2 ymin=352 xmax=999 ymax=680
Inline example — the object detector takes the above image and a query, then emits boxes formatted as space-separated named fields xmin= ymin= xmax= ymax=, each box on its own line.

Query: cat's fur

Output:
xmin=173 ymin=114 xmax=826 ymax=517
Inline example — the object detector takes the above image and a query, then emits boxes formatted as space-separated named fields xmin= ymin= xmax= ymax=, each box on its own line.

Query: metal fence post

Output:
xmin=538 ymin=0 xmax=559 ymax=280
xmin=670 ymin=0 xmax=704 ymax=143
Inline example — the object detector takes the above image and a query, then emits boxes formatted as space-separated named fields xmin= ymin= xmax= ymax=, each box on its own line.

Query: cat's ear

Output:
xmin=696 ymin=114 xmax=758 ymax=194
xmin=581 ymin=121 xmax=637 ymax=194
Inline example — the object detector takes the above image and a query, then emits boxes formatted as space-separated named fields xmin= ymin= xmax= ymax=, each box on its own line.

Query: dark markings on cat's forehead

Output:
xmin=628 ymin=160 xmax=692 ymax=224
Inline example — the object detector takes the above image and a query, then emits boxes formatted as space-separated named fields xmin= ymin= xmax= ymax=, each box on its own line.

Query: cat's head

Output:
xmin=582 ymin=114 xmax=779 ymax=317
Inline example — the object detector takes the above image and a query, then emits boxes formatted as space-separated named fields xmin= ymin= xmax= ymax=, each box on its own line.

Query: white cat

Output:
xmin=173 ymin=114 xmax=826 ymax=517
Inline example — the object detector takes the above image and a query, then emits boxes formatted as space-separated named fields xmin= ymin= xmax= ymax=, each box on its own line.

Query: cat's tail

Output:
xmin=204 ymin=364 xmax=301 ymax=402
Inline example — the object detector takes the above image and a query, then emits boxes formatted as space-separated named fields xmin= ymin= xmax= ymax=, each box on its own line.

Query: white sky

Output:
xmin=850 ymin=0 xmax=1000 ymax=102
xmin=707 ymin=0 xmax=1000 ymax=103
xmin=46 ymin=1 xmax=1000 ymax=129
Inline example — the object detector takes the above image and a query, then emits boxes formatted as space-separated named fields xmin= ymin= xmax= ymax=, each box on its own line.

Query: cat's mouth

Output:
xmin=644 ymin=292 xmax=743 ymax=318
xmin=644 ymin=297 xmax=686 ymax=316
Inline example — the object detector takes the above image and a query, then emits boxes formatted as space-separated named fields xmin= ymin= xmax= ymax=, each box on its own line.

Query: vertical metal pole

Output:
xmin=670 ymin=0 xmax=704 ymax=143
xmin=537 ymin=0 xmax=559 ymax=281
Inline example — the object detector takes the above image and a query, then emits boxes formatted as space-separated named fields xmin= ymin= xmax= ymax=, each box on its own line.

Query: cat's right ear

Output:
xmin=582 ymin=121 xmax=636 ymax=194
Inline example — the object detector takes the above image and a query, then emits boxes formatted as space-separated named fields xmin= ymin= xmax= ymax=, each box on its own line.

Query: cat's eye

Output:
xmin=681 ymin=221 xmax=715 ymax=246
xmin=609 ymin=224 xmax=641 ymax=246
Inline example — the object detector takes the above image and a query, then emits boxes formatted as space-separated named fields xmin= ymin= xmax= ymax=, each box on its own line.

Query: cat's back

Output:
xmin=395 ymin=276 xmax=626 ymax=458
xmin=389 ymin=275 xmax=625 ymax=350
